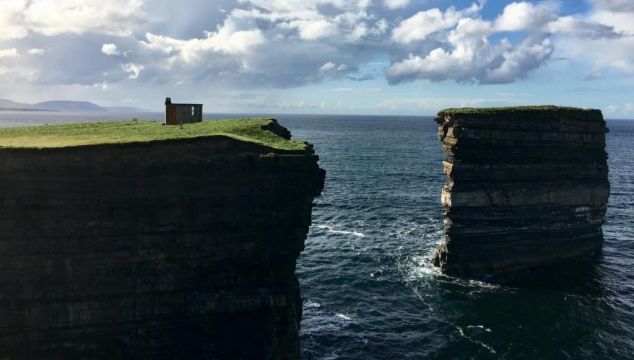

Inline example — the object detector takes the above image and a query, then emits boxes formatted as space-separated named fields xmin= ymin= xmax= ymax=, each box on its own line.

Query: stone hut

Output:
xmin=164 ymin=97 xmax=203 ymax=125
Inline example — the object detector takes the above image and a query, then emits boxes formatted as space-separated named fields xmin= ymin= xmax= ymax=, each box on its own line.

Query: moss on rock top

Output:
xmin=438 ymin=105 xmax=600 ymax=116
xmin=0 ymin=118 xmax=308 ymax=151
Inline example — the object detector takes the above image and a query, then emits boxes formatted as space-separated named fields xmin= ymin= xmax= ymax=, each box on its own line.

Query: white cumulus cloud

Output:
xmin=141 ymin=19 xmax=265 ymax=61
xmin=388 ymin=4 xmax=555 ymax=84
xmin=392 ymin=3 xmax=483 ymax=43
xmin=101 ymin=43 xmax=120 ymax=56
xmin=485 ymin=38 xmax=554 ymax=83
xmin=122 ymin=62 xmax=143 ymax=79
xmin=495 ymin=1 xmax=559 ymax=32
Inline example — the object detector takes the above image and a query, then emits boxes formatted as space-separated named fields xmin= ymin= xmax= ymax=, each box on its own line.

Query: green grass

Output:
xmin=0 ymin=118 xmax=308 ymax=151
xmin=438 ymin=105 xmax=599 ymax=116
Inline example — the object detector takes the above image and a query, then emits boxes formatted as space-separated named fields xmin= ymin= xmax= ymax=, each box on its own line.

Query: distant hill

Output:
xmin=0 ymin=98 xmax=31 ymax=108
xmin=0 ymin=98 xmax=150 ymax=112
xmin=33 ymin=101 xmax=106 ymax=112
xmin=0 ymin=98 xmax=48 ymax=111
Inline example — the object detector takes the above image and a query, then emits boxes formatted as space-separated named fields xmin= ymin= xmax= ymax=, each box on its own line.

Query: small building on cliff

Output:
xmin=164 ymin=97 xmax=203 ymax=125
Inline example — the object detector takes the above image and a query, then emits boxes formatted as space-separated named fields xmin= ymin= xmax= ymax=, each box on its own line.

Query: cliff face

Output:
xmin=433 ymin=107 xmax=609 ymax=279
xmin=0 ymin=130 xmax=324 ymax=359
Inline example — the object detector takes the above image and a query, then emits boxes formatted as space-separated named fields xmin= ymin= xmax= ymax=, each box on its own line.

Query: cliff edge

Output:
xmin=0 ymin=119 xmax=325 ymax=359
xmin=433 ymin=106 xmax=609 ymax=279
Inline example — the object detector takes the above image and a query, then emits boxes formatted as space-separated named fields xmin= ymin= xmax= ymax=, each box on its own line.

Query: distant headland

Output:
xmin=0 ymin=98 xmax=148 ymax=113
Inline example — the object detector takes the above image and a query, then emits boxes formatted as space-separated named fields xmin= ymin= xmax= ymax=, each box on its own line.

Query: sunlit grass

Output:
xmin=0 ymin=118 xmax=308 ymax=151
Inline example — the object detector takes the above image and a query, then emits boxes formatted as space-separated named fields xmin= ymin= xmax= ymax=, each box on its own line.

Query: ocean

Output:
xmin=1 ymin=111 xmax=633 ymax=359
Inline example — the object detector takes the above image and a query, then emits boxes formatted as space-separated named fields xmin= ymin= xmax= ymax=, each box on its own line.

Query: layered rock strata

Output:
xmin=433 ymin=107 xmax=609 ymax=279
xmin=0 ymin=123 xmax=324 ymax=359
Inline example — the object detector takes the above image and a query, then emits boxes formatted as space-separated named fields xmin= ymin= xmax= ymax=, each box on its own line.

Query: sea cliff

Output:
xmin=433 ymin=106 xmax=609 ymax=279
xmin=0 ymin=119 xmax=325 ymax=359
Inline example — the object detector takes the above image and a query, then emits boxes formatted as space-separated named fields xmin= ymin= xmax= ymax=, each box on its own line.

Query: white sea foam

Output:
xmin=314 ymin=224 xmax=365 ymax=238
xmin=304 ymin=300 xmax=321 ymax=309
xmin=456 ymin=325 xmax=496 ymax=354
xmin=466 ymin=325 xmax=493 ymax=333
xmin=335 ymin=313 xmax=352 ymax=321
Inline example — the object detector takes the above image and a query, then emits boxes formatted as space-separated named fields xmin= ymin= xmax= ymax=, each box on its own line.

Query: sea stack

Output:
xmin=0 ymin=119 xmax=324 ymax=359
xmin=433 ymin=106 xmax=609 ymax=279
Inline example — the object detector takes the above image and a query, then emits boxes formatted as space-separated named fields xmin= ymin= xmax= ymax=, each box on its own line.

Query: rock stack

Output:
xmin=0 ymin=123 xmax=324 ymax=359
xmin=433 ymin=106 xmax=609 ymax=279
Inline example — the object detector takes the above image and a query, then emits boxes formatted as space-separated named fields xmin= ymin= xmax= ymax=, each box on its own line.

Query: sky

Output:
xmin=0 ymin=0 xmax=633 ymax=117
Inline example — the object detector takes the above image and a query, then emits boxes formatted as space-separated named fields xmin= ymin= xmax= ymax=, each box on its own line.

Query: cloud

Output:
xmin=122 ymin=63 xmax=143 ymax=79
xmin=118 ymin=0 xmax=381 ymax=87
xmin=387 ymin=2 xmax=566 ymax=84
xmin=547 ymin=16 xmax=620 ymax=39
xmin=230 ymin=0 xmax=383 ymax=44
xmin=0 ymin=0 xmax=29 ymax=40
xmin=28 ymin=48 xmax=46 ymax=55
xmin=485 ymin=37 xmax=554 ymax=83
xmin=331 ymin=87 xmax=382 ymax=93
xmin=101 ymin=43 xmax=120 ymax=56
xmin=141 ymin=18 xmax=265 ymax=60
xmin=391 ymin=3 xmax=482 ymax=43
xmin=287 ymin=19 xmax=337 ymax=40
xmin=0 ymin=0 xmax=568 ymax=89
xmin=129 ymin=16 xmax=267 ymax=85
xmin=347 ymin=73 xmax=375 ymax=81
xmin=557 ymin=36 xmax=634 ymax=73
xmin=388 ymin=14 xmax=554 ymax=84
xmin=551 ymin=0 xmax=634 ymax=73
xmin=0 ymin=0 xmax=633 ymax=94
xmin=0 ymin=0 xmax=145 ymax=39
xmin=583 ymin=70 xmax=603 ymax=81
xmin=0 ymin=65 xmax=39 ymax=81
xmin=0 ymin=47 xmax=38 ymax=81
xmin=590 ymin=3 xmax=634 ymax=35
xmin=0 ymin=48 xmax=18 ymax=59
xmin=592 ymin=0 xmax=634 ymax=12
xmin=495 ymin=1 xmax=559 ymax=31
xmin=384 ymin=0 xmax=410 ymax=10
xmin=604 ymin=102 xmax=634 ymax=116
xmin=319 ymin=62 xmax=338 ymax=73
xmin=319 ymin=62 xmax=348 ymax=74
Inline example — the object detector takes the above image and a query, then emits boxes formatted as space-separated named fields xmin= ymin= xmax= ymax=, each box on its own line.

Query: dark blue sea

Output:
xmin=1 ymin=111 xmax=633 ymax=359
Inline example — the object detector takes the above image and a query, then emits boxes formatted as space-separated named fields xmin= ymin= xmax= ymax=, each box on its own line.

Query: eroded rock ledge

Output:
xmin=433 ymin=106 xmax=609 ymax=279
xmin=0 ymin=121 xmax=324 ymax=359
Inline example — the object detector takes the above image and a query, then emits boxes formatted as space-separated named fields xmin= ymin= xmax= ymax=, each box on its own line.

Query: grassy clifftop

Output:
xmin=438 ymin=105 xmax=600 ymax=116
xmin=0 ymin=118 xmax=308 ymax=151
